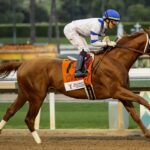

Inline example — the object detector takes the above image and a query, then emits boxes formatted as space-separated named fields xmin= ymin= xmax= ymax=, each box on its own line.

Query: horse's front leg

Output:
xmin=120 ymin=100 xmax=150 ymax=138
xmin=111 ymin=86 xmax=150 ymax=111
xmin=111 ymin=85 xmax=150 ymax=137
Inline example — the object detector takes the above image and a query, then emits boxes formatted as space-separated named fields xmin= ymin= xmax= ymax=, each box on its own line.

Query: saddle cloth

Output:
xmin=62 ymin=58 xmax=93 ymax=91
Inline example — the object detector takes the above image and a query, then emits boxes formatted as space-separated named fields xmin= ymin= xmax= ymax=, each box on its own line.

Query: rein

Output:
xmin=115 ymin=45 xmax=144 ymax=54
xmin=92 ymin=32 xmax=150 ymax=74
xmin=92 ymin=47 xmax=111 ymax=74
xmin=116 ymin=32 xmax=150 ymax=55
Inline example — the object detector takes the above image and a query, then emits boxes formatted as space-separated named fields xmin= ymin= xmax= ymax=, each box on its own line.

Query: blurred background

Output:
xmin=0 ymin=0 xmax=149 ymax=67
xmin=0 ymin=0 xmax=150 ymax=44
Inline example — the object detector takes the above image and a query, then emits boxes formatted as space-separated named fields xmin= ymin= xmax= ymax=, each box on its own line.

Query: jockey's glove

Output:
xmin=107 ymin=41 xmax=116 ymax=47
xmin=102 ymin=36 xmax=110 ymax=42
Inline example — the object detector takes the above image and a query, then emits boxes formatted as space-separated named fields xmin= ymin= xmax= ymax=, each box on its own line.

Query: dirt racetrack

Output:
xmin=0 ymin=129 xmax=150 ymax=150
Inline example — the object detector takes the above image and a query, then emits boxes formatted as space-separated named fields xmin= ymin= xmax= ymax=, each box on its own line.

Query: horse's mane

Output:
xmin=117 ymin=31 xmax=144 ymax=45
xmin=101 ymin=31 xmax=145 ymax=53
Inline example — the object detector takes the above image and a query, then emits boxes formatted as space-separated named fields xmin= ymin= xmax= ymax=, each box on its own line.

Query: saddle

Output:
xmin=62 ymin=55 xmax=96 ymax=99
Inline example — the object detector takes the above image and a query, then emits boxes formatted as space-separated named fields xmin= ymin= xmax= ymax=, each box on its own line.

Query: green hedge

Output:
xmin=0 ymin=22 xmax=149 ymax=38
xmin=107 ymin=22 xmax=150 ymax=35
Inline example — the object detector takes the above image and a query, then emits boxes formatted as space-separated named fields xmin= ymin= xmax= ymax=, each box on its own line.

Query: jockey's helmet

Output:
xmin=103 ymin=9 xmax=120 ymax=22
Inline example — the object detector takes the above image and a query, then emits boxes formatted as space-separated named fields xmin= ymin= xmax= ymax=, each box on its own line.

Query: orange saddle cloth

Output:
xmin=62 ymin=59 xmax=93 ymax=85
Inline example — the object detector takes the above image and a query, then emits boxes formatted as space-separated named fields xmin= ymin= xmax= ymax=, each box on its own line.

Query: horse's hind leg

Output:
xmin=0 ymin=92 xmax=26 ymax=132
xmin=25 ymin=98 xmax=44 ymax=144
xmin=120 ymin=100 xmax=150 ymax=138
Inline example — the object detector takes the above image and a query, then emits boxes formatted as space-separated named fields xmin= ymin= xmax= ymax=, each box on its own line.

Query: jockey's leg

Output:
xmin=64 ymin=24 xmax=89 ymax=77
xmin=74 ymin=50 xmax=88 ymax=78
xmin=71 ymin=36 xmax=89 ymax=78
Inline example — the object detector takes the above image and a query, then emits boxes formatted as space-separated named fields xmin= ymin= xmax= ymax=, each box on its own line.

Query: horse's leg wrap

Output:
xmin=0 ymin=119 xmax=7 ymax=133
xmin=31 ymin=130 xmax=42 ymax=144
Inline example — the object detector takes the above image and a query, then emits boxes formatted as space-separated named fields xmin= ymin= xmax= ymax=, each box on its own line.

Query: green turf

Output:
xmin=0 ymin=102 xmax=139 ymax=129
xmin=55 ymin=102 xmax=109 ymax=129
xmin=0 ymin=36 xmax=116 ymax=44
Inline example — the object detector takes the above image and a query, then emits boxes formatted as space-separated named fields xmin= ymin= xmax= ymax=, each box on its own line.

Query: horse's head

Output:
xmin=116 ymin=29 xmax=150 ymax=55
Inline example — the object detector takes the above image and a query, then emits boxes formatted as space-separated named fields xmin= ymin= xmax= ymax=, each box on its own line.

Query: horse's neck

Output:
xmin=107 ymin=48 xmax=140 ymax=70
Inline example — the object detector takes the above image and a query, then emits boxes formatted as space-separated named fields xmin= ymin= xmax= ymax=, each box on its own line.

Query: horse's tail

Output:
xmin=0 ymin=61 xmax=22 ymax=78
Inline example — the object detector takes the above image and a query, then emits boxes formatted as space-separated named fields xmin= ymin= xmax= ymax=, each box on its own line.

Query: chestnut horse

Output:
xmin=0 ymin=30 xmax=150 ymax=143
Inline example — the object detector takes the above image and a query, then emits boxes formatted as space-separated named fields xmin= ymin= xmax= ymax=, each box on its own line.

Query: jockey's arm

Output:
xmin=90 ymin=31 xmax=107 ymax=48
xmin=90 ymin=31 xmax=116 ymax=48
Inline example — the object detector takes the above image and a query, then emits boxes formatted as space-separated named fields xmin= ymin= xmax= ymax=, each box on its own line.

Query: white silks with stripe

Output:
xmin=64 ymin=18 xmax=108 ymax=52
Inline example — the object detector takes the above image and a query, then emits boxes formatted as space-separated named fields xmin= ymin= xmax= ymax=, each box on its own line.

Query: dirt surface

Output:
xmin=0 ymin=129 xmax=150 ymax=150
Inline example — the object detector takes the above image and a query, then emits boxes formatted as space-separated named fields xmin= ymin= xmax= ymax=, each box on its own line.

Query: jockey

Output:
xmin=64 ymin=9 xmax=121 ymax=78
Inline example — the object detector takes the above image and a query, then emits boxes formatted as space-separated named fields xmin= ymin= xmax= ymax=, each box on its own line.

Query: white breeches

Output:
xmin=64 ymin=23 xmax=89 ymax=52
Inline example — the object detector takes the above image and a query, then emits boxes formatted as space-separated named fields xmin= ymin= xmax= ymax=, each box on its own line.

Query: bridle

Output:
xmin=116 ymin=32 xmax=150 ymax=55
xmin=92 ymin=32 xmax=150 ymax=74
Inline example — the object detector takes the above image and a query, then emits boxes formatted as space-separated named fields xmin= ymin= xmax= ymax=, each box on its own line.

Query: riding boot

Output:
xmin=74 ymin=50 xmax=88 ymax=78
